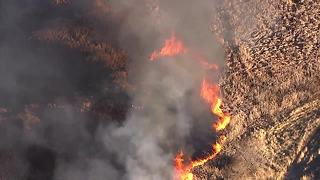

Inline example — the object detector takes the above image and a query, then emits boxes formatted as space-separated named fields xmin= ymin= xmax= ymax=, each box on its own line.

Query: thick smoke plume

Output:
xmin=104 ymin=1 xmax=224 ymax=179
xmin=0 ymin=0 xmax=223 ymax=179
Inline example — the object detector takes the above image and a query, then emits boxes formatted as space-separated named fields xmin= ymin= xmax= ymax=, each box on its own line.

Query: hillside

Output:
xmin=196 ymin=0 xmax=320 ymax=179
xmin=0 ymin=0 xmax=319 ymax=180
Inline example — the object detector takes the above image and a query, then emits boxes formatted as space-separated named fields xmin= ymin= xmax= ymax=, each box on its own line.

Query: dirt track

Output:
xmin=195 ymin=0 xmax=320 ymax=179
xmin=0 ymin=0 xmax=319 ymax=179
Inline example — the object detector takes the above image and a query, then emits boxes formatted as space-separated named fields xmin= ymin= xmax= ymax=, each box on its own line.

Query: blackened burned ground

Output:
xmin=0 ymin=0 xmax=319 ymax=180
xmin=0 ymin=1 xmax=129 ymax=179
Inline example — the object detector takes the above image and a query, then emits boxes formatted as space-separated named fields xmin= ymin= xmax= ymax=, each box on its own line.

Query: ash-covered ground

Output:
xmin=0 ymin=0 xmax=319 ymax=180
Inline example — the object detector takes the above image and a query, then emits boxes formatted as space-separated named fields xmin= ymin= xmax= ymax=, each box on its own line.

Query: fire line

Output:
xmin=150 ymin=33 xmax=187 ymax=61
xmin=149 ymin=34 xmax=231 ymax=180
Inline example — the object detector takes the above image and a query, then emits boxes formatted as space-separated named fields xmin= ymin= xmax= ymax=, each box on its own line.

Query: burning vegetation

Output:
xmin=150 ymin=33 xmax=187 ymax=61
xmin=148 ymin=33 xmax=230 ymax=179
xmin=0 ymin=0 xmax=319 ymax=180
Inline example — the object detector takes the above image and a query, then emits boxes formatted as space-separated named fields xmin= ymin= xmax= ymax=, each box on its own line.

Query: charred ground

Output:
xmin=0 ymin=0 xmax=319 ymax=180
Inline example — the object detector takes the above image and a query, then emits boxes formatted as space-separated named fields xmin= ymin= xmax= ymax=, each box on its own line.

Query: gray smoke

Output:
xmin=0 ymin=0 xmax=222 ymax=180
xmin=99 ymin=1 xmax=222 ymax=179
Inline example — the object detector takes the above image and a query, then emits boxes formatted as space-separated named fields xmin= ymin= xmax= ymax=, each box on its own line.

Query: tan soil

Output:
xmin=195 ymin=0 xmax=320 ymax=179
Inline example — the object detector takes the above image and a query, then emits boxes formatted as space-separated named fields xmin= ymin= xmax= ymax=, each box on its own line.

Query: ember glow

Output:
xmin=173 ymin=78 xmax=231 ymax=180
xmin=200 ymin=79 xmax=220 ymax=105
xmin=150 ymin=34 xmax=187 ymax=61
xmin=150 ymin=36 xmax=218 ymax=71
xmin=192 ymin=52 xmax=219 ymax=70
xmin=174 ymin=152 xmax=194 ymax=180
xmin=149 ymin=33 xmax=230 ymax=180
xmin=212 ymin=98 xmax=231 ymax=131
xmin=200 ymin=80 xmax=231 ymax=131
xmin=172 ymin=61 xmax=229 ymax=180
xmin=198 ymin=58 xmax=219 ymax=70
xmin=174 ymin=136 xmax=227 ymax=180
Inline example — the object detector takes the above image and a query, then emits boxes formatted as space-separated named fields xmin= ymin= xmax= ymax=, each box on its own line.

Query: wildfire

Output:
xmin=149 ymin=33 xmax=230 ymax=180
xmin=149 ymin=35 xmax=218 ymax=72
xmin=200 ymin=79 xmax=231 ymax=131
xmin=198 ymin=58 xmax=219 ymax=70
xmin=174 ymin=136 xmax=227 ymax=180
xmin=212 ymin=99 xmax=231 ymax=131
xmin=191 ymin=52 xmax=219 ymax=70
xmin=174 ymin=151 xmax=194 ymax=180
xmin=150 ymin=34 xmax=187 ymax=61
xmin=200 ymin=79 xmax=220 ymax=105
xmin=173 ymin=79 xmax=231 ymax=180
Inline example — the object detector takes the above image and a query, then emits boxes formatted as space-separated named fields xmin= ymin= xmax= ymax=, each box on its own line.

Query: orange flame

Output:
xmin=174 ymin=151 xmax=193 ymax=180
xmin=149 ymin=35 xmax=218 ymax=72
xmin=149 ymin=33 xmax=230 ymax=180
xmin=198 ymin=59 xmax=219 ymax=70
xmin=174 ymin=79 xmax=231 ymax=180
xmin=191 ymin=52 xmax=219 ymax=70
xmin=174 ymin=136 xmax=226 ymax=180
xmin=212 ymin=99 xmax=231 ymax=131
xmin=200 ymin=79 xmax=231 ymax=131
xmin=150 ymin=34 xmax=187 ymax=61
xmin=200 ymin=79 xmax=220 ymax=105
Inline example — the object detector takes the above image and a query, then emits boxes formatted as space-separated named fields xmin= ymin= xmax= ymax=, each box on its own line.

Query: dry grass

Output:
xmin=197 ymin=0 xmax=320 ymax=179
xmin=34 ymin=24 xmax=127 ymax=71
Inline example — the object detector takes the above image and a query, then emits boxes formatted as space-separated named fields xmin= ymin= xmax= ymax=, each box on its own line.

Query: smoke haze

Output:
xmin=0 ymin=0 xmax=223 ymax=179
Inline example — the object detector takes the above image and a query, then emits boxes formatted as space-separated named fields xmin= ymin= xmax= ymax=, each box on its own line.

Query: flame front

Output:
xmin=200 ymin=79 xmax=220 ymax=106
xmin=200 ymin=79 xmax=231 ymax=131
xmin=149 ymin=34 xmax=230 ymax=180
xmin=174 ymin=79 xmax=231 ymax=180
xmin=174 ymin=152 xmax=194 ymax=180
xmin=174 ymin=136 xmax=226 ymax=180
xmin=149 ymin=35 xmax=218 ymax=71
xmin=150 ymin=34 xmax=187 ymax=61
xmin=212 ymin=99 xmax=231 ymax=131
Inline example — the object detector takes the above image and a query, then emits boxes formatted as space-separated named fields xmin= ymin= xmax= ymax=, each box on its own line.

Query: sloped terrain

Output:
xmin=0 ymin=1 xmax=130 ymax=179
xmin=0 ymin=0 xmax=319 ymax=180
xmin=196 ymin=0 xmax=320 ymax=179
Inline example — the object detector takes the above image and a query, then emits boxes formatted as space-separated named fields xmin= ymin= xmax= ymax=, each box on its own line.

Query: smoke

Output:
xmin=0 ymin=0 xmax=222 ymax=180
xmin=101 ymin=0 xmax=223 ymax=179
